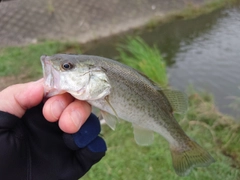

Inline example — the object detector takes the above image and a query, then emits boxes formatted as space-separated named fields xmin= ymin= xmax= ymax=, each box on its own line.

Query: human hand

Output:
xmin=0 ymin=79 xmax=106 ymax=180
xmin=0 ymin=78 xmax=91 ymax=133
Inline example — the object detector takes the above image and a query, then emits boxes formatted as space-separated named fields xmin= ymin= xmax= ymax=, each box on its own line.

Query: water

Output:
xmin=83 ymin=5 xmax=240 ymax=118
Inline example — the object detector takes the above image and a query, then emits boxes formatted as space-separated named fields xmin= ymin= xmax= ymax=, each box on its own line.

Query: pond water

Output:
xmin=83 ymin=4 xmax=240 ymax=118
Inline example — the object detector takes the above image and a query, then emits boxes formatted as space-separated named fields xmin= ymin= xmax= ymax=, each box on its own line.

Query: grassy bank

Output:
xmin=146 ymin=0 xmax=240 ymax=29
xmin=0 ymin=41 xmax=81 ymax=79
xmin=176 ymin=0 xmax=240 ymax=19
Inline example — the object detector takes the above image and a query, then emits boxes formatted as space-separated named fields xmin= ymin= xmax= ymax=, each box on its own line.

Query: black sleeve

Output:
xmin=0 ymin=111 xmax=28 ymax=180
xmin=0 ymin=104 xmax=106 ymax=180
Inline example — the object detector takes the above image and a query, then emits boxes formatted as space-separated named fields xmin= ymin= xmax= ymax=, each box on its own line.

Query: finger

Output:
xmin=42 ymin=93 xmax=74 ymax=122
xmin=0 ymin=79 xmax=44 ymax=118
xmin=59 ymin=100 xmax=91 ymax=133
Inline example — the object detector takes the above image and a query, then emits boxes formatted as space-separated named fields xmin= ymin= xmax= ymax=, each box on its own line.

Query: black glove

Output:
xmin=0 ymin=103 xmax=106 ymax=180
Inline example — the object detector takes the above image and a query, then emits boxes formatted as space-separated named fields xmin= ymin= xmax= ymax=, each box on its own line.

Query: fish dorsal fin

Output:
xmin=162 ymin=89 xmax=188 ymax=114
xmin=100 ymin=110 xmax=118 ymax=130
xmin=132 ymin=124 xmax=154 ymax=146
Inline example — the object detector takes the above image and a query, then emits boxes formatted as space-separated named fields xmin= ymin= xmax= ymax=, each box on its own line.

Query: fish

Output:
xmin=40 ymin=54 xmax=215 ymax=176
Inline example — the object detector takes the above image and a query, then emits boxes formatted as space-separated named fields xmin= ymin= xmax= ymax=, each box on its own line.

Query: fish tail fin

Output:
xmin=170 ymin=140 xmax=215 ymax=176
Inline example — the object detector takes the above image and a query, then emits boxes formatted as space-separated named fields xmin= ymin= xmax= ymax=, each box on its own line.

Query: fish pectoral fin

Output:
xmin=162 ymin=89 xmax=188 ymax=114
xmin=104 ymin=96 xmax=120 ymax=121
xmin=100 ymin=110 xmax=118 ymax=130
xmin=132 ymin=124 xmax=154 ymax=146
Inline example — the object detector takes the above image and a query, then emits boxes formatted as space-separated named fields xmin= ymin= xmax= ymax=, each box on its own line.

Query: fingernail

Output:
xmin=70 ymin=110 xmax=82 ymax=129
xmin=51 ymin=100 xmax=65 ymax=120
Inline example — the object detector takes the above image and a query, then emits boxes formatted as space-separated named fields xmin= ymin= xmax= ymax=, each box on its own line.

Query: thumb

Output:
xmin=0 ymin=79 xmax=44 ymax=118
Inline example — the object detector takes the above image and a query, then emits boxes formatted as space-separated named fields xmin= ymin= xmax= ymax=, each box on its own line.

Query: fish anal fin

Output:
xmin=170 ymin=140 xmax=215 ymax=176
xmin=133 ymin=124 xmax=154 ymax=146
xmin=101 ymin=111 xmax=118 ymax=130
xmin=162 ymin=89 xmax=188 ymax=114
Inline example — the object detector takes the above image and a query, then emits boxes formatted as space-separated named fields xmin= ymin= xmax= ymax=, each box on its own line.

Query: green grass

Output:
xmin=0 ymin=41 xmax=81 ymax=79
xmin=117 ymin=37 xmax=168 ymax=87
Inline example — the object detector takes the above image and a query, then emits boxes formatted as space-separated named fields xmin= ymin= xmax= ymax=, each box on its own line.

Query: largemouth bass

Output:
xmin=40 ymin=54 xmax=215 ymax=176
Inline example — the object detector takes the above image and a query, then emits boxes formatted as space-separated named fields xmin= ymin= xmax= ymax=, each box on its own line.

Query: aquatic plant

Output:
xmin=117 ymin=36 xmax=168 ymax=87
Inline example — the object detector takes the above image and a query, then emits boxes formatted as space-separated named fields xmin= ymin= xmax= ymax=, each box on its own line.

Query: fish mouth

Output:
xmin=40 ymin=55 xmax=53 ymax=88
xmin=40 ymin=55 xmax=51 ymax=74
xmin=40 ymin=55 xmax=64 ymax=97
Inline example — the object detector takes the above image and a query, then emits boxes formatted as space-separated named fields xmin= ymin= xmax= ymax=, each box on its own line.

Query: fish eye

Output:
xmin=61 ymin=62 xmax=73 ymax=70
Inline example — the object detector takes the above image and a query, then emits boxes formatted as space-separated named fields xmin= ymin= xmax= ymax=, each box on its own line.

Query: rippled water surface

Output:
xmin=84 ymin=5 xmax=240 ymax=118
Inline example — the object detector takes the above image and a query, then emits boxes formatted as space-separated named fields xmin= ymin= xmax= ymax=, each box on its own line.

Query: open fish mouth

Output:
xmin=40 ymin=55 xmax=65 ymax=97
